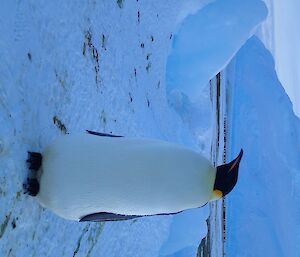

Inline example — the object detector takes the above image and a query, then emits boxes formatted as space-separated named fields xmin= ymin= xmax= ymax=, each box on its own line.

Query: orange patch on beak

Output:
xmin=211 ymin=190 xmax=223 ymax=201
xmin=229 ymin=156 xmax=241 ymax=172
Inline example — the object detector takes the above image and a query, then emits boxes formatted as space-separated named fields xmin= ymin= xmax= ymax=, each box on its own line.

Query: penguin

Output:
xmin=25 ymin=131 xmax=243 ymax=222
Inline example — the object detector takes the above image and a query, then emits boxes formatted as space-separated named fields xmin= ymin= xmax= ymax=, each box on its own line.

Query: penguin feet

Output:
xmin=24 ymin=152 xmax=41 ymax=196
xmin=23 ymin=178 xmax=40 ymax=196
xmin=26 ymin=152 xmax=42 ymax=171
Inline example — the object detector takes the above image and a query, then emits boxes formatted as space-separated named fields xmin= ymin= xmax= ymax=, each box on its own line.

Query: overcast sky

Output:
xmin=272 ymin=0 xmax=300 ymax=117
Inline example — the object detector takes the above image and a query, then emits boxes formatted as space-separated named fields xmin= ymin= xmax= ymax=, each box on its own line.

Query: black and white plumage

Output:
xmin=28 ymin=131 xmax=243 ymax=222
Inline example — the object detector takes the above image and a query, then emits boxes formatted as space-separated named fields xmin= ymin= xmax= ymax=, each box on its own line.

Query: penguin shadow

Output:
xmin=23 ymin=152 xmax=41 ymax=197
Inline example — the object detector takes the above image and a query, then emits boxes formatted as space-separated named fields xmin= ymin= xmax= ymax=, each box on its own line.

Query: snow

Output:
xmin=158 ymin=208 xmax=209 ymax=257
xmin=0 ymin=1 xmax=212 ymax=257
xmin=166 ymin=0 xmax=267 ymax=101
xmin=225 ymin=36 xmax=300 ymax=257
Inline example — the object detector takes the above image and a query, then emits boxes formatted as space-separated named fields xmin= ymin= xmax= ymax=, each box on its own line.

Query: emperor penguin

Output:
xmin=24 ymin=131 xmax=243 ymax=222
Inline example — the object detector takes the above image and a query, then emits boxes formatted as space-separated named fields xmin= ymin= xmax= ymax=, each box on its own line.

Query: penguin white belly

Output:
xmin=36 ymin=134 xmax=216 ymax=220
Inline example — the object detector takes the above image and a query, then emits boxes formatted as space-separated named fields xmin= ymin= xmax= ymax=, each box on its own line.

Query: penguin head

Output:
xmin=211 ymin=149 xmax=243 ymax=200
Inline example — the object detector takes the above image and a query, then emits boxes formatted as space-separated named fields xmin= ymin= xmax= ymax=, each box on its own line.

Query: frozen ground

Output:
xmin=0 ymin=1 xmax=212 ymax=257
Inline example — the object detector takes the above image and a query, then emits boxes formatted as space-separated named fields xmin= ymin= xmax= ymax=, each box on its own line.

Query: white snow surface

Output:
xmin=225 ymin=36 xmax=300 ymax=257
xmin=166 ymin=0 xmax=267 ymax=101
xmin=0 ymin=1 xmax=213 ymax=257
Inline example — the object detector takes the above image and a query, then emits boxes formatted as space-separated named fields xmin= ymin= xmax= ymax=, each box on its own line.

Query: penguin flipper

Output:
xmin=86 ymin=130 xmax=123 ymax=138
xmin=80 ymin=209 xmax=192 ymax=222
xmin=79 ymin=212 xmax=142 ymax=222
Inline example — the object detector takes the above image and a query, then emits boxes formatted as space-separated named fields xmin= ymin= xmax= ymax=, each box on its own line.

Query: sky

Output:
xmin=267 ymin=0 xmax=300 ymax=117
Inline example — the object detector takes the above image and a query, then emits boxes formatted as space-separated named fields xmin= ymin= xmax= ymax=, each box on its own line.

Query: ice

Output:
xmin=159 ymin=208 xmax=208 ymax=257
xmin=166 ymin=0 xmax=267 ymax=101
xmin=225 ymin=36 xmax=300 ymax=257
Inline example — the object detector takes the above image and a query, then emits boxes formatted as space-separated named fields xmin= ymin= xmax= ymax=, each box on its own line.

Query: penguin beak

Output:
xmin=213 ymin=149 xmax=244 ymax=199
xmin=211 ymin=189 xmax=223 ymax=201
xmin=229 ymin=149 xmax=243 ymax=172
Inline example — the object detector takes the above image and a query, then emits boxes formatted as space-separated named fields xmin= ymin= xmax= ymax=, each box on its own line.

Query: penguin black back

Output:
xmin=213 ymin=149 xmax=243 ymax=197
